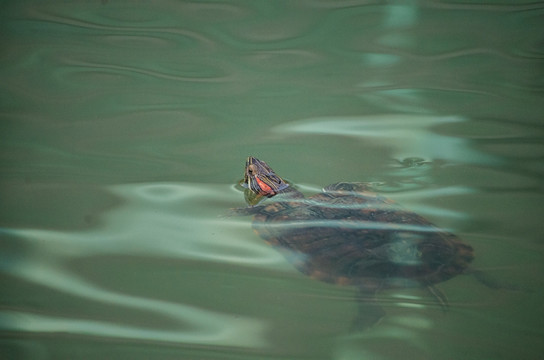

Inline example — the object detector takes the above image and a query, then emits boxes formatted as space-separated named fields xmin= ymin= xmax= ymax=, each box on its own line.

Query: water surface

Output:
xmin=1 ymin=1 xmax=543 ymax=359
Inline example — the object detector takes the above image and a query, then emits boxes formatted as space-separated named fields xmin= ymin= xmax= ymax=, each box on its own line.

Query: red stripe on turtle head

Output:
xmin=255 ymin=176 xmax=276 ymax=196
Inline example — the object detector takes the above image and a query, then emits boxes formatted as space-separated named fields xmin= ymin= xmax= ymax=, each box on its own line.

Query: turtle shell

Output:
xmin=250 ymin=182 xmax=474 ymax=291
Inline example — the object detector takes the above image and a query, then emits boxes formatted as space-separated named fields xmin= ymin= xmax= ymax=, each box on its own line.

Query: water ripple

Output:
xmin=1 ymin=266 xmax=266 ymax=347
xmin=60 ymin=58 xmax=232 ymax=83
xmin=274 ymin=115 xmax=500 ymax=165
xmin=25 ymin=5 xmax=216 ymax=46
xmin=2 ymin=182 xmax=279 ymax=348
xmin=5 ymin=183 xmax=281 ymax=265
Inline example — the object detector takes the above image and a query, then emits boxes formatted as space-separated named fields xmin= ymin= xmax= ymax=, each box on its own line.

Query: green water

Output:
xmin=1 ymin=1 xmax=543 ymax=359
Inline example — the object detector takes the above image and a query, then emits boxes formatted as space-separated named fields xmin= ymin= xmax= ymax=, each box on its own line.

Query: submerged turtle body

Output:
xmin=237 ymin=156 xmax=476 ymax=328
xmin=251 ymin=182 xmax=474 ymax=290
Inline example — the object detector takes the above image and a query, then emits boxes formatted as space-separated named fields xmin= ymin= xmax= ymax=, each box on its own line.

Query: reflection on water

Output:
xmin=275 ymin=115 xmax=500 ymax=165
xmin=1 ymin=0 xmax=543 ymax=359
xmin=3 ymin=183 xmax=269 ymax=349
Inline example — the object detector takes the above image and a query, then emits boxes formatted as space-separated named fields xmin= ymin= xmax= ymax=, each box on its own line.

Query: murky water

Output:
xmin=1 ymin=1 xmax=543 ymax=359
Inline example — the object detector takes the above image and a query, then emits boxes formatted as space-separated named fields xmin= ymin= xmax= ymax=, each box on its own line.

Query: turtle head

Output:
xmin=240 ymin=156 xmax=289 ymax=205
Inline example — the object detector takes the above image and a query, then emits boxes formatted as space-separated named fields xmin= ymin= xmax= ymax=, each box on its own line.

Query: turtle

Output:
xmin=233 ymin=156 xmax=498 ymax=330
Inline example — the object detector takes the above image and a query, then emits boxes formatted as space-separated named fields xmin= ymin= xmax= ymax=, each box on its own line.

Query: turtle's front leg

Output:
xmin=224 ymin=205 xmax=265 ymax=217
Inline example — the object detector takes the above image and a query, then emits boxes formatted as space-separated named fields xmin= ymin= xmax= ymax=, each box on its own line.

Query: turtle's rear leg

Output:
xmin=426 ymin=284 xmax=449 ymax=311
xmin=468 ymin=268 xmax=519 ymax=290
xmin=350 ymin=288 xmax=386 ymax=331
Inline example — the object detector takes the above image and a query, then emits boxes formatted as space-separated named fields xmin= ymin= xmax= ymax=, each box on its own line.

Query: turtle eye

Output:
xmin=247 ymin=164 xmax=256 ymax=175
